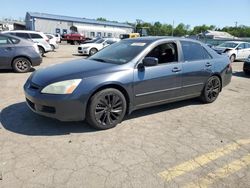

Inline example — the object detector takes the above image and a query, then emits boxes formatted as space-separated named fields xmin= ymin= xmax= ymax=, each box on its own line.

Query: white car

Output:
xmin=78 ymin=38 xmax=120 ymax=56
xmin=46 ymin=34 xmax=59 ymax=51
xmin=213 ymin=41 xmax=250 ymax=62
xmin=54 ymin=33 xmax=61 ymax=43
xmin=2 ymin=30 xmax=52 ymax=56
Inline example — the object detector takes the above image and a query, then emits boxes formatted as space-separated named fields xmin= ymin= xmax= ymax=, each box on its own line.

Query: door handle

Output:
xmin=205 ymin=62 xmax=212 ymax=67
xmin=172 ymin=67 xmax=181 ymax=72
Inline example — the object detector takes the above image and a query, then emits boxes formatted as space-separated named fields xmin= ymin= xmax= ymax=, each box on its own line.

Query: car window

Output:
xmin=0 ymin=35 xmax=10 ymax=45
xmin=146 ymin=42 xmax=178 ymax=64
xmin=15 ymin=33 xmax=30 ymax=39
xmin=106 ymin=40 xmax=116 ymax=45
xmin=246 ymin=43 xmax=250 ymax=49
xmin=181 ymin=41 xmax=211 ymax=61
xmin=46 ymin=35 xmax=53 ymax=39
xmin=238 ymin=43 xmax=245 ymax=49
xmin=218 ymin=42 xmax=238 ymax=48
xmin=9 ymin=37 xmax=20 ymax=44
xmin=30 ymin=33 xmax=43 ymax=39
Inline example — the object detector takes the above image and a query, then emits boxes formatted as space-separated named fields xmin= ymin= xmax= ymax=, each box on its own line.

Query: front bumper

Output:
xmin=78 ymin=47 xmax=90 ymax=55
xmin=24 ymin=81 xmax=87 ymax=121
xmin=32 ymin=56 xmax=43 ymax=67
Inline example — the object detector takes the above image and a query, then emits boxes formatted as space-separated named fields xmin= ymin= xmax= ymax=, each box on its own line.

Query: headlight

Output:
xmin=41 ymin=79 xmax=82 ymax=94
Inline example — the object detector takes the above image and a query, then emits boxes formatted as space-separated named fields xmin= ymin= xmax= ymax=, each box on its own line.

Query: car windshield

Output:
xmin=218 ymin=42 xmax=238 ymax=48
xmin=89 ymin=40 xmax=150 ymax=64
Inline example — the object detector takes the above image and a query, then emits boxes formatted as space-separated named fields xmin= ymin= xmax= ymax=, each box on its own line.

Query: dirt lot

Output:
xmin=0 ymin=45 xmax=250 ymax=188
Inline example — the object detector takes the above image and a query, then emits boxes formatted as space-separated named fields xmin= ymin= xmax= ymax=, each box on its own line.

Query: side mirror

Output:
xmin=143 ymin=57 xmax=158 ymax=67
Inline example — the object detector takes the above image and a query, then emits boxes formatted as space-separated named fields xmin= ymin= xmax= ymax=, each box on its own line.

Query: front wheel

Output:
xmin=89 ymin=48 xmax=98 ymax=56
xmin=230 ymin=54 xmax=236 ymax=63
xmin=201 ymin=76 xmax=221 ymax=103
xmin=86 ymin=88 xmax=127 ymax=129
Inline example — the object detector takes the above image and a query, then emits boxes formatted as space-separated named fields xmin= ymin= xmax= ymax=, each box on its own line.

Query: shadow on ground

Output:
xmin=233 ymin=71 xmax=250 ymax=78
xmin=0 ymin=99 xmax=201 ymax=136
xmin=0 ymin=68 xmax=35 ymax=74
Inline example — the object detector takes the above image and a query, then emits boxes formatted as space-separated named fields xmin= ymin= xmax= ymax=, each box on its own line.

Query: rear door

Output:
xmin=0 ymin=35 xmax=15 ymax=69
xmin=180 ymin=41 xmax=213 ymax=96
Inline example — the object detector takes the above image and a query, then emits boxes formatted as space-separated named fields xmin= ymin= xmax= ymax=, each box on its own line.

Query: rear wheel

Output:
xmin=50 ymin=44 xmax=55 ymax=51
xmin=86 ymin=88 xmax=127 ymax=129
xmin=201 ymin=76 xmax=221 ymax=103
xmin=38 ymin=46 xmax=45 ymax=57
xmin=12 ymin=57 xmax=31 ymax=73
xmin=89 ymin=48 xmax=98 ymax=56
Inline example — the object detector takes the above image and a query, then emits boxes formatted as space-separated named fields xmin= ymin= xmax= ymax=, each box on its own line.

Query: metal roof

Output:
xmin=26 ymin=12 xmax=133 ymax=28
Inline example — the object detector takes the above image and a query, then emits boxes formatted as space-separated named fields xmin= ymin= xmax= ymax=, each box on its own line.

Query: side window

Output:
xmin=56 ymin=28 xmax=61 ymax=34
xmin=181 ymin=41 xmax=211 ymax=61
xmin=90 ymin=32 xmax=95 ymax=37
xmin=15 ymin=33 xmax=30 ymax=39
xmin=30 ymin=33 xmax=43 ymax=39
xmin=63 ymin=29 xmax=67 ymax=34
xmin=9 ymin=37 xmax=20 ymax=44
xmin=0 ymin=35 xmax=10 ymax=45
xmin=146 ymin=42 xmax=178 ymax=64
xmin=246 ymin=43 xmax=250 ymax=49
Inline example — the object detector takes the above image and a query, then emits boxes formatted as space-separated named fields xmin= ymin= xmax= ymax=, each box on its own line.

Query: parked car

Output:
xmin=54 ymin=33 xmax=61 ymax=43
xmin=24 ymin=37 xmax=232 ymax=129
xmin=61 ymin=33 xmax=86 ymax=45
xmin=80 ymin=37 xmax=102 ymax=44
xmin=46 ymin=34 xmax=59 ymax=51
xmin=2 ymin=30 xmax=51 ymax=56
xmin=0 ymin=33 xmax=42 ymax=73
xmin=243 ymin=55 xmax=250 ymax=75
xmin=78 ymin=38 xmax=120 ymax=56
xmin=213 ymin=41 xmax=250 ymax=62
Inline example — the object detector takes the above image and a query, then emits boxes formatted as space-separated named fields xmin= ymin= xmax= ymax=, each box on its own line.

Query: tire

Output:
xmin=230 ymin=54 xmax=236 ymax=63
xmin=50 ymin=44 xmax=55 ymax=51
xmin=89 ymin=48 xmax=98 ymax=56
xmin=86 ymin=88 xmax=127 ymax=130
xmin=38 ymin=46 xmax=45 ymax=57
xmin=74 ymin=41 xmax=78 ymax=45
xmin=201 ymin=76 xmax=221 ymax=103
xmin=12 ymin=57 xmax=31 ymax=73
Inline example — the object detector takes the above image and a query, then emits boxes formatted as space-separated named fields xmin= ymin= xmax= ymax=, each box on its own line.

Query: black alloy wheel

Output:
xmin=201 ymin=76 xmax=221 ymax=103
xmin=87 ymin=88 xmax=126 ymax=129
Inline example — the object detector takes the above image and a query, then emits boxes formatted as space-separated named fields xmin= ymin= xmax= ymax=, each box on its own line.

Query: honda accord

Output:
xmin=24 ymin=37 xmax=232 ymax=129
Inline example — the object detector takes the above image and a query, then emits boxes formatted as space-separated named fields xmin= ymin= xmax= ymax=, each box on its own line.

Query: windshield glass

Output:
xmin=218 ymin=42 xmax=238 ymax=48
xmin=89 ymin=40 xmax=150 ymax=64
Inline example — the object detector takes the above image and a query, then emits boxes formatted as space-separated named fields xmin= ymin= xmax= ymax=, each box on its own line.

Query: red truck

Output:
xmin=62 ymin=33 xmax=86 ymax=45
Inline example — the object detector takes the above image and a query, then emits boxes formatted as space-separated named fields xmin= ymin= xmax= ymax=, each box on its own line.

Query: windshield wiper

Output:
xmin=91 ymin=58 xmax=107 ymax=62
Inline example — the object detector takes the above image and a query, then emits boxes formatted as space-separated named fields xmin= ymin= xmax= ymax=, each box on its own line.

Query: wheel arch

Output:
xmin=86 ymin=83 xmax=131 ymax=115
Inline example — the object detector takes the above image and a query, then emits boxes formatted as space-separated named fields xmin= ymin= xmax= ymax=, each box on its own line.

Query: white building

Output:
xmin=25 ymin=12 xmax=133 ymax=38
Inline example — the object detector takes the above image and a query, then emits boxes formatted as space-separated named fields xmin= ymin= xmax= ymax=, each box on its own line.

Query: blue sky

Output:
xmin=1 ymin=0 xmax=250 ymax=28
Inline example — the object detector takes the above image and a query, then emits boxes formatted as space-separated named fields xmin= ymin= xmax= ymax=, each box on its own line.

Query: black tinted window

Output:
xmin=181 ymin=41 xmax=211 ymax=61
xmin=30 ymin=33 xmax=43 ymax=39
xmin=146 ymin=42 xmax=178 ymax=64
xmin=15 ymin=33 xmax=30 ymax=39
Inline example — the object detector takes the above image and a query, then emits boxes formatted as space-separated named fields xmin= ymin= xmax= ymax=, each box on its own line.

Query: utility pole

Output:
xmin=172 ymin=20 xmax=174 ymax=36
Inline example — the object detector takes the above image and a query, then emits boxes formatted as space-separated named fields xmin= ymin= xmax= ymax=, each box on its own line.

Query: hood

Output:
xmin=80 ymin=43 xmax=100 ymax=48
xmin=31 ymin=59 xmax=122 ymax=86
xmin=213 ymin=47 xmax=233 ymax=53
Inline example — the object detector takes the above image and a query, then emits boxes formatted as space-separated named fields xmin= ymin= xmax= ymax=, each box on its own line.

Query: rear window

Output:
xmin=15 ymin=33 xmax=30 ymax=39
xmin=181 ymin=41 xmax=211 ymax=61
xmin=0 ymin=35 xmax=10 ymax=45
xmin=30 ymin=33 xmax=43 ymax=39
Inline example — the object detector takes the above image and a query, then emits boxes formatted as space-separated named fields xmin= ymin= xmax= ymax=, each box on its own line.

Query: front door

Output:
xmin=133 ymin=42 xmax=182 ymax=107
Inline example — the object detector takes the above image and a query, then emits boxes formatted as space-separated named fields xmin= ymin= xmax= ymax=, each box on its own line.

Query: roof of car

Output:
xmin=223 ymin=41 xmax=249 ymax=44
xmin=2 ymin=30 xmax=44 ymax=34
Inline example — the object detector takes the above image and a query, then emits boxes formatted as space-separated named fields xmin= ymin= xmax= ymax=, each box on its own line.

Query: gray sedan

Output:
xmin=24 ymin=37 xmax=232 ymax=129
xmin=0 ymin=33 xmax=42 ymax=73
